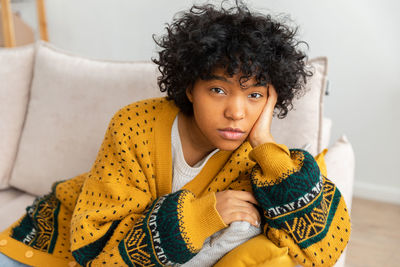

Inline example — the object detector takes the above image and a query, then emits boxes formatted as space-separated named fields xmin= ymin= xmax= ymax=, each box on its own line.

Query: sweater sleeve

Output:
xmin=70 ymin=110 xmax=226 ymax=267
xmin=249 ymin=142 xmax=351 ymax=267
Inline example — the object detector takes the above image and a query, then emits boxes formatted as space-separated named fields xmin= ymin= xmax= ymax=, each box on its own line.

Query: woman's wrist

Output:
xmin=249 ymin=135 xmax=276 ymax=148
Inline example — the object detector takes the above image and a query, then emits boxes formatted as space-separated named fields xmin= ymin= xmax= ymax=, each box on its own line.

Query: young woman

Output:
xmin=0 ymin=1 xmax=350 ymax=266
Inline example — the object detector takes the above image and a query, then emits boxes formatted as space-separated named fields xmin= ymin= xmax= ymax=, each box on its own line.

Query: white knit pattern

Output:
xmin=171 ymin=115 xmax=219 ymax=193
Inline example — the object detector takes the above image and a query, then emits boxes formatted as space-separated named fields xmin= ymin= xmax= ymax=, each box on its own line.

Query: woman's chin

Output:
xmin=215 ymin=139 xmax=245 ymax=151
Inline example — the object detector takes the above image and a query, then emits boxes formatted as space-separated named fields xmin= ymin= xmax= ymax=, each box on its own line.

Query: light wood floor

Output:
xmin=345 ymin=197 xmax=400 ymax=267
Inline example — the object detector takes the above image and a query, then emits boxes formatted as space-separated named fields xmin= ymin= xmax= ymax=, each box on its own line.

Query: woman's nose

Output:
xmin=224 ymin=97 xmax=245 ymax=120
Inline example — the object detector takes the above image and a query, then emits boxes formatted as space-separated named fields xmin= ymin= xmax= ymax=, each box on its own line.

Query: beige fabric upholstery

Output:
xmin=321 ymin=117 xmax=332 ymax=150
xmin=0 ymin=190 xmax=35 ymax=232
xmin=10 ymin=41 xmax=165 ymax=196
xmin=272 ymin=57 xmax=328 ymax=157
xmin=0 ymin=187 xmax=26 ymax=208
xmin=0 ymin=44 xmax=35 ymax=189
xmin=325 ymin=134 xmax=355 ymax=211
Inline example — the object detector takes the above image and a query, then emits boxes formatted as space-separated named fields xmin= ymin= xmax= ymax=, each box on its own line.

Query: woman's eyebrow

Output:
xmin=204 ymin=75 xmax=265 ymax=90
xmin=206 ymin=75 xmax=233 ymax=84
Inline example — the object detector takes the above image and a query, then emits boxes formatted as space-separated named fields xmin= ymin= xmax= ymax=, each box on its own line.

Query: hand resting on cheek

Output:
xmin=247 ymin=84 xmax=278 ymax=148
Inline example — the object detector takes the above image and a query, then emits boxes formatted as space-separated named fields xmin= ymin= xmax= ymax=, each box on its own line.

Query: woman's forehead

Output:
xmin=205 ymin=68 xmax=266 ymax=89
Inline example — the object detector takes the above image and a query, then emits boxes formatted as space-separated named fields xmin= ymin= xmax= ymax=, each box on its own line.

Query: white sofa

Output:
xmin=0 ymin=41 xmax=355 ymax=266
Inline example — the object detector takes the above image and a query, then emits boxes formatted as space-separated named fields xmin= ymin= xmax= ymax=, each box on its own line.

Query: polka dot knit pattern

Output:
xmin=0 ymin=97 xmax=351 ymax=267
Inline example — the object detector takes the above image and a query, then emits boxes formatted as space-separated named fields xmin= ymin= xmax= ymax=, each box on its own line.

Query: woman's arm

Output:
xmin=70 ymin=109 xmax=227 ymax=267
xmin=249 ymin=142 xmax=351 ymax=267
xmin=72 ymin=185 xmax=226 ymax=266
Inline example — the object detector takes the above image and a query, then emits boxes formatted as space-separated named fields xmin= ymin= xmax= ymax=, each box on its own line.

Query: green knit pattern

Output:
xmin=251 ymin=149 xmax=321 ymax=212
xmin=11 ymin=191 xmax=60 ymax=254
xmin=119 ymin=190 xmax=197 ymax=266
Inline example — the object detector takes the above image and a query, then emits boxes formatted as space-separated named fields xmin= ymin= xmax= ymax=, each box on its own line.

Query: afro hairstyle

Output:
xmin=152 ymin=0 xmax=313 ymax=119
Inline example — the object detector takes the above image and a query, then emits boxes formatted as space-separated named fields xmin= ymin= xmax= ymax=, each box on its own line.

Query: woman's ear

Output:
xmin=186 ymin=87 xmax=193 ymax=103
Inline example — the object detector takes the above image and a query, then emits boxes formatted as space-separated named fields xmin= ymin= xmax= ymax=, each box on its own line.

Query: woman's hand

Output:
xmin=247 ymin=85 xmax=278 ymax=148
xmin=215 ymin=190 xmax=261 ymax=227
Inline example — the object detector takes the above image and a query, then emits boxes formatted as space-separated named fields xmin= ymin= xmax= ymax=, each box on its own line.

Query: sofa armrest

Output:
xmin=324 ymin=134 xmax=355 ymax=211
xmin=320 ymin=117 xmax=332 ymax=152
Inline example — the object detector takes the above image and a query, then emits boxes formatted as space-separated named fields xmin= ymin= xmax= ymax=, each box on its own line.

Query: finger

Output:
xmin=229 ymin=207 xmax=260 ymax=226
xmin=233 ymin=213 xmax=255 ymax=226
xmin=232 ymin=197 xmax=259 ymax=212
xmin=267 ymin=85 xmax=278 ymax=106
xmin=224 ymin=193 xmax=261 ymax=223
xmin=264 ymin=85 xmax=277 ymax=113
xmin=229 ymin=210 xmax=257 ymax=226
xmin=255 ymin=85 xmax=277 ymax=130
xmin=233 ymin=202 xmax=261 ymax=223
xmin=229 ymin=190 xmax=259 ymax=206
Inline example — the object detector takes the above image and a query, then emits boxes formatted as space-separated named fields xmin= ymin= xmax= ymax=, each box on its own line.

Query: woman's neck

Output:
xmin=177 ymin=112 xmax=216 ymax=167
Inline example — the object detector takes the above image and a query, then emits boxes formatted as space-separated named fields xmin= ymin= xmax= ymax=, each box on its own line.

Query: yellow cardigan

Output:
xmin=0 ymin=97 xmax=350 ymax=267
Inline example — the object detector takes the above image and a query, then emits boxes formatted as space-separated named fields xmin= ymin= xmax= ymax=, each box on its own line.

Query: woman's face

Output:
xmin=186 ymin=69 xmax=269 ymax=151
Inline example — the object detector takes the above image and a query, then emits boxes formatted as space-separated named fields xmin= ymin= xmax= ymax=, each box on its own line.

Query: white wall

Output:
xmin=12 ymin=0 xmax=400 ymax=203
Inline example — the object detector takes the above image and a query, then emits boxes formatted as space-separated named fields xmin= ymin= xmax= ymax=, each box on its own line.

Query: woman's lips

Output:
xmin=218 ymin=128 xmax=245 ymax=140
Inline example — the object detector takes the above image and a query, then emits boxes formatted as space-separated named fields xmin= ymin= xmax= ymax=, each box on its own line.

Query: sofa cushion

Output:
xmin=271 ymin=57 xmax=328 ymax=156
xmin=325 ymin=134 xmax=355 ymax=211
xmin=9 ymin=41 xmax=165 ymax=196
xmin=0 ymin=44 xmax=35 ymax=190
xmin=320 ymin=117 xmax=332 ymax=150
xmin=0 ymin=192 xmax=36 ymax=232
xmin=0 ymin=188 xmax=26 ymax=209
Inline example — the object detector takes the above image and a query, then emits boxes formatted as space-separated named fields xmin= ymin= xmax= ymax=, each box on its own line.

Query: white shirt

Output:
xmin=171 ymin=115 xmax=220 ymax=192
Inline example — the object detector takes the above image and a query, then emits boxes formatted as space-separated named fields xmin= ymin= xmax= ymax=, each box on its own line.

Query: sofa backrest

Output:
xmin=2 ymin=41 xmax=328 ymax=196
xmin=0 ymin=44 xmax=35 ymax=190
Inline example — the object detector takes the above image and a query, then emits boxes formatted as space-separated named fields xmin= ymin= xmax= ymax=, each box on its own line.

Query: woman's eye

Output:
xmin=211 ymin=88 xmax=225 ymax=94
xmin=249 ymin=92 xmax=263 ymax=99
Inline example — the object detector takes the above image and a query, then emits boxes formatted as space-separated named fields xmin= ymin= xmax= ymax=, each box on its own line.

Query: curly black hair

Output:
xmin=152 ymin=0 xmax=313 ymax=119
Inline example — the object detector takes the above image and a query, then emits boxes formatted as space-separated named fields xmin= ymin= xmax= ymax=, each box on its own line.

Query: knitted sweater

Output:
xmin=170 ymin=116 xmax=262 ymax=266
xmin=0 ymin=97 xmax=351 ymax=267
